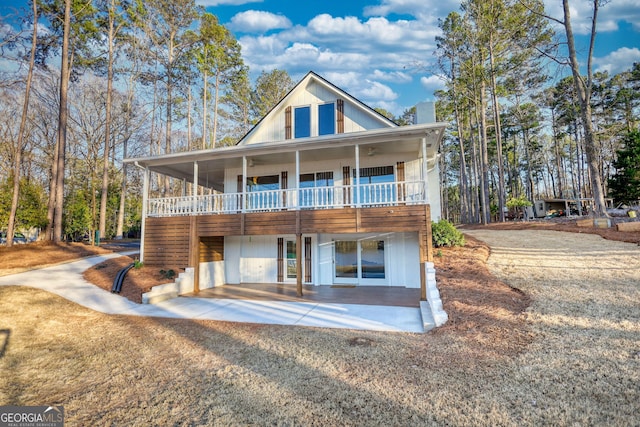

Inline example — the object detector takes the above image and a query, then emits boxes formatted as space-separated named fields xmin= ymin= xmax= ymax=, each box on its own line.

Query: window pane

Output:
xmin=287 ymin=240 xmax=296 ymax=279
xmin=335 ymin=241 xmax=357 ymax=278
xmin=318 ymin=103 xmax=335 ymax=135
xmin=246 ymin=175 xmax=279 ymax=192
xmin=300 ymin=173 xmax=315 ymax=188
xmin=295 ymin=106 xmax=311 ymax=138
xmin=355 ymin=166 xmax=395 ymax=204
xmin=361 ymin=240 xmax=385 ymax=279
xmin=299 ymin=172 xmax=334 ymax=207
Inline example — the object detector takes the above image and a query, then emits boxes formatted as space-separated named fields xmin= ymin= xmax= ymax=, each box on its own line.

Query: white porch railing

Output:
xmin=147 ymin=181 xmax=426 ymax=217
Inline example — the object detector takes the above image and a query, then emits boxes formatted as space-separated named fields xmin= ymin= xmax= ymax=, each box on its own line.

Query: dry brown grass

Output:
xmin=1 ymin=229 xmax=638 ymax=425
xmin=0 ymin=241 xmax=113 ymax=276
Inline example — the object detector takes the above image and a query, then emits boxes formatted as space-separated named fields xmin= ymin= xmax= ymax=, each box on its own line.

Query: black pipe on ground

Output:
xmin=111 ymin=263 xmax=135 ymax=294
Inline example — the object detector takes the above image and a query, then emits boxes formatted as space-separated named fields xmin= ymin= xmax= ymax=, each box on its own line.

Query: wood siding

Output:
xmin=200 ymin=236 xmax=224 ymax=263
xmin=144 ymin=217 xmax=191 ymax=266
xmin=143 ymin=205 xmax=432 ymax=267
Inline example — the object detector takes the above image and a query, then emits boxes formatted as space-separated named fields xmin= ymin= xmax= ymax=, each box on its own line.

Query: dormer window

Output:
xmin=318 ymin=102 xmax=335 ymax=135
xmin=294 ymin=106 xmax=311 ymax=138
xmin=285 ymin=100 xmax=342 ymax=140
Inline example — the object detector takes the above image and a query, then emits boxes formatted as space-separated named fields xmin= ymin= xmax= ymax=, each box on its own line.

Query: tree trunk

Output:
xmin=187 ymin=86 xmax=192 ymax=150
xmin=551 ymin=107 xmax=564 ymax=198
xmin=212 ymin=71 xmax=220 ymax=147
xmin=99 ymin=0 xmax=116 ymax=240
xmin=488 ymin=40 xmax=506 ymax=222
xmin=523 ymin=128 xmax=535 ymax=201
xmin=52 ymin=0 xmax=72 ymax=243
xmin=449 ymin=62 xmax=471 ymax=223
xmin=202 ymin=69 xmax=208 ymax=149
xmin=116 ymin=138 xmax=127 ymax=239
xmin=470 ymin=108 xmax=481 ymax=223
xmin=563 ymin=0 xmax=608 ymax=216
xmin=7 ymin=0 xmax=38 ymax=247
xmin=479 ymin=80 xmax=491 ymax=224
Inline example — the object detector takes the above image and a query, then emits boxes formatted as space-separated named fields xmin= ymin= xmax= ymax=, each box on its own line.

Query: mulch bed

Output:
xmin=83 ymin=257 xmax=182 ymax=304
xmin=433 ymin=236 xmax=534 ymax=355
xmin=460 ymin=217 xmax=640 ymax=244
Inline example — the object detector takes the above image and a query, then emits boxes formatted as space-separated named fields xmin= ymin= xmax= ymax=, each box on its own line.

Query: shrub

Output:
xmin=159 ymin=269 xmax=176 ymax=280
xmin=432 ymin=219 xmax=465 ymax=248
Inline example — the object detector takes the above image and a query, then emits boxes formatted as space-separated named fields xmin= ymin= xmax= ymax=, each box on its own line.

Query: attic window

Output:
xmin=294 ymin=106 xmax=311 ymax=138
xmin=318 ymin=102 xmax=335 ymax=135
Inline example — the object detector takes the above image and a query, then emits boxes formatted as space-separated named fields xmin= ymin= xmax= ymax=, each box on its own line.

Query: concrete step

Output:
xmin=142 ymin=268 xmax=195 ymax=304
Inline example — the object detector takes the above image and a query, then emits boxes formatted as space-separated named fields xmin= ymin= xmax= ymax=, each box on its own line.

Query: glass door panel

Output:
xmin=361 ymin=240 xmax=385 ymax=279
xmin=286 ymin=240 xmax=297 ymax=279
xmin=334 ymin=239 xmax=387 ymax=284
xmin=334 ymin=241 xmax=357 ymax=278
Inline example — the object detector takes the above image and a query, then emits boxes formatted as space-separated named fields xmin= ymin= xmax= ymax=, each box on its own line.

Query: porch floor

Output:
xmin=185 ymin=283 xmax=421 ymax=308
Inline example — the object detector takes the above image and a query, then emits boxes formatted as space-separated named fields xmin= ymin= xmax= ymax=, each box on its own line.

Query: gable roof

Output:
xmin=237 ymin=71 xmax=397 ymax=146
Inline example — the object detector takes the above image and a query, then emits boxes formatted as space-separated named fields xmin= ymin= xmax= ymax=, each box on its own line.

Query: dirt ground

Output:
xmin=0 ymin=223 xmax=638 ymax=425
xmin=460 ymin=216 xmax=640 ymax=244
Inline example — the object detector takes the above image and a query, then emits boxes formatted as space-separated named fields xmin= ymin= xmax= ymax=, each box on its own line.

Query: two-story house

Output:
xmin=127 ymin=71 xmax=448 ymax=326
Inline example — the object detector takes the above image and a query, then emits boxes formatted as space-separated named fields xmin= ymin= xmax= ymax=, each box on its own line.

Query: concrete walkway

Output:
xmin=0 ymin=252 xmax=424 ymax=333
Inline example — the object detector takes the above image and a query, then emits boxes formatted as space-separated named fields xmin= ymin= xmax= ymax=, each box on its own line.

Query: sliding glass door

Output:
xmin=333 ymin=238 xmax=387 ymax=285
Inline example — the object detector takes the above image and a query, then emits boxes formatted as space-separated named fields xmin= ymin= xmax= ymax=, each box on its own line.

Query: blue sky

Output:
xmin=197 ymin=0 xmax=640 ymax=115
xmin=2 ymin=0 xmax=639 ymax=115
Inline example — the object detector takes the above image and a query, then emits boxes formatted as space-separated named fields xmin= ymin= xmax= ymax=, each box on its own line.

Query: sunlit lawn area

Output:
xmin=0 ymin=230 xmax=638 ymax=425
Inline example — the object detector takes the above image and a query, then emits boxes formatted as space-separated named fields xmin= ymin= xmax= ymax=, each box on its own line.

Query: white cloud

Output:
xmin=197 ymin=0 xmax=262 ymax=6
xmin=370 ymin=69 xmax=412 ymax=83
xmin=319 ymin=71 xmax=398 ymax=104
xmin=420 ymin=75 xmax=446 ymax=95
xmin=543 ymin=0 xmax=640 ymax=34
xmin=229 ymin=10 xmax=292 ymax=33
xmin=233 ymin=3 xmax=447 ymax=114
xmin=360 ymin=80 xmax=398 ymax=101
xmin=363 ymin=0 xmax=459 ymax=20
xmin=305 ymin=13 xmax=438 ymax=51
xmin=594 ymin=47 xmax=640 ymax=74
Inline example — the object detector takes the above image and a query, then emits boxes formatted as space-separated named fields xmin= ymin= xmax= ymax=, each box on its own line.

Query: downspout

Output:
xmin=134 ymin=162 xmax=149 ymax=263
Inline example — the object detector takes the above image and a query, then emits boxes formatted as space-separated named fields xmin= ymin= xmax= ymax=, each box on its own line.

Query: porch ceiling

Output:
xmin=125 ymin=122 xmax=447 ymax=188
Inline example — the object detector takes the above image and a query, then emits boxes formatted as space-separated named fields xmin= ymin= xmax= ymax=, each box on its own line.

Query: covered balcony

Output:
xmin=130 ymin=123 xmax=445 ymax=222
xmin=147 ymin=180 xmax=427 ymax=217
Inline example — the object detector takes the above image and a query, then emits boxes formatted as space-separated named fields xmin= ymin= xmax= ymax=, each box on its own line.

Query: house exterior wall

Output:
xmin=142 ymin=205 xmax=433 ymax=272
xmin=428 ymin=163 xmax=441 ymax=221
xmin=224 ymin=154 xmax=424 ymax=195
xmin=316 ymin=232 xmax=420 ymax=288
xmin=241 ymin=80 xmax=392 ymax=145
xmin=196 ymin=232 xmax=422 ymax=289
xmin=199 ymin=261 xmax=225 ymax=289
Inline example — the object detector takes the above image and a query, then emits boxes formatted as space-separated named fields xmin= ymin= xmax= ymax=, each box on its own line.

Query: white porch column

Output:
xmin=295 ymin=150 xmax=300 ymax=210
xmin=422 ymin=137 xmax=429 ymax=204
xmin=355 ymin=145 xmax=360 ymax=207
xmin=193 ymin=161 xmax=199 ymax=192
xmin=242 ymin=156 xmax=247 ymax=213
xmin=192 ymin=161 xmax=199 ymax=214
xmin=140 ymin=166 xmax=150 ymax=263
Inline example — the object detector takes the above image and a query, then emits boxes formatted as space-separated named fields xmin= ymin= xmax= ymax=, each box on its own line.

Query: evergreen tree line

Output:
xmin=433 ymin=0 xmax=640 ymax=223
xmin=1 ymin=0 xmax=639 ymax=246
xmin=0 ymin=0 xmax=295 ymax=245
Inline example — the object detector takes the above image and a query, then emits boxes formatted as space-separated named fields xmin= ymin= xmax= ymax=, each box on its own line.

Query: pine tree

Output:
xmin=608 ymin=131 xmax=640 ymax=205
